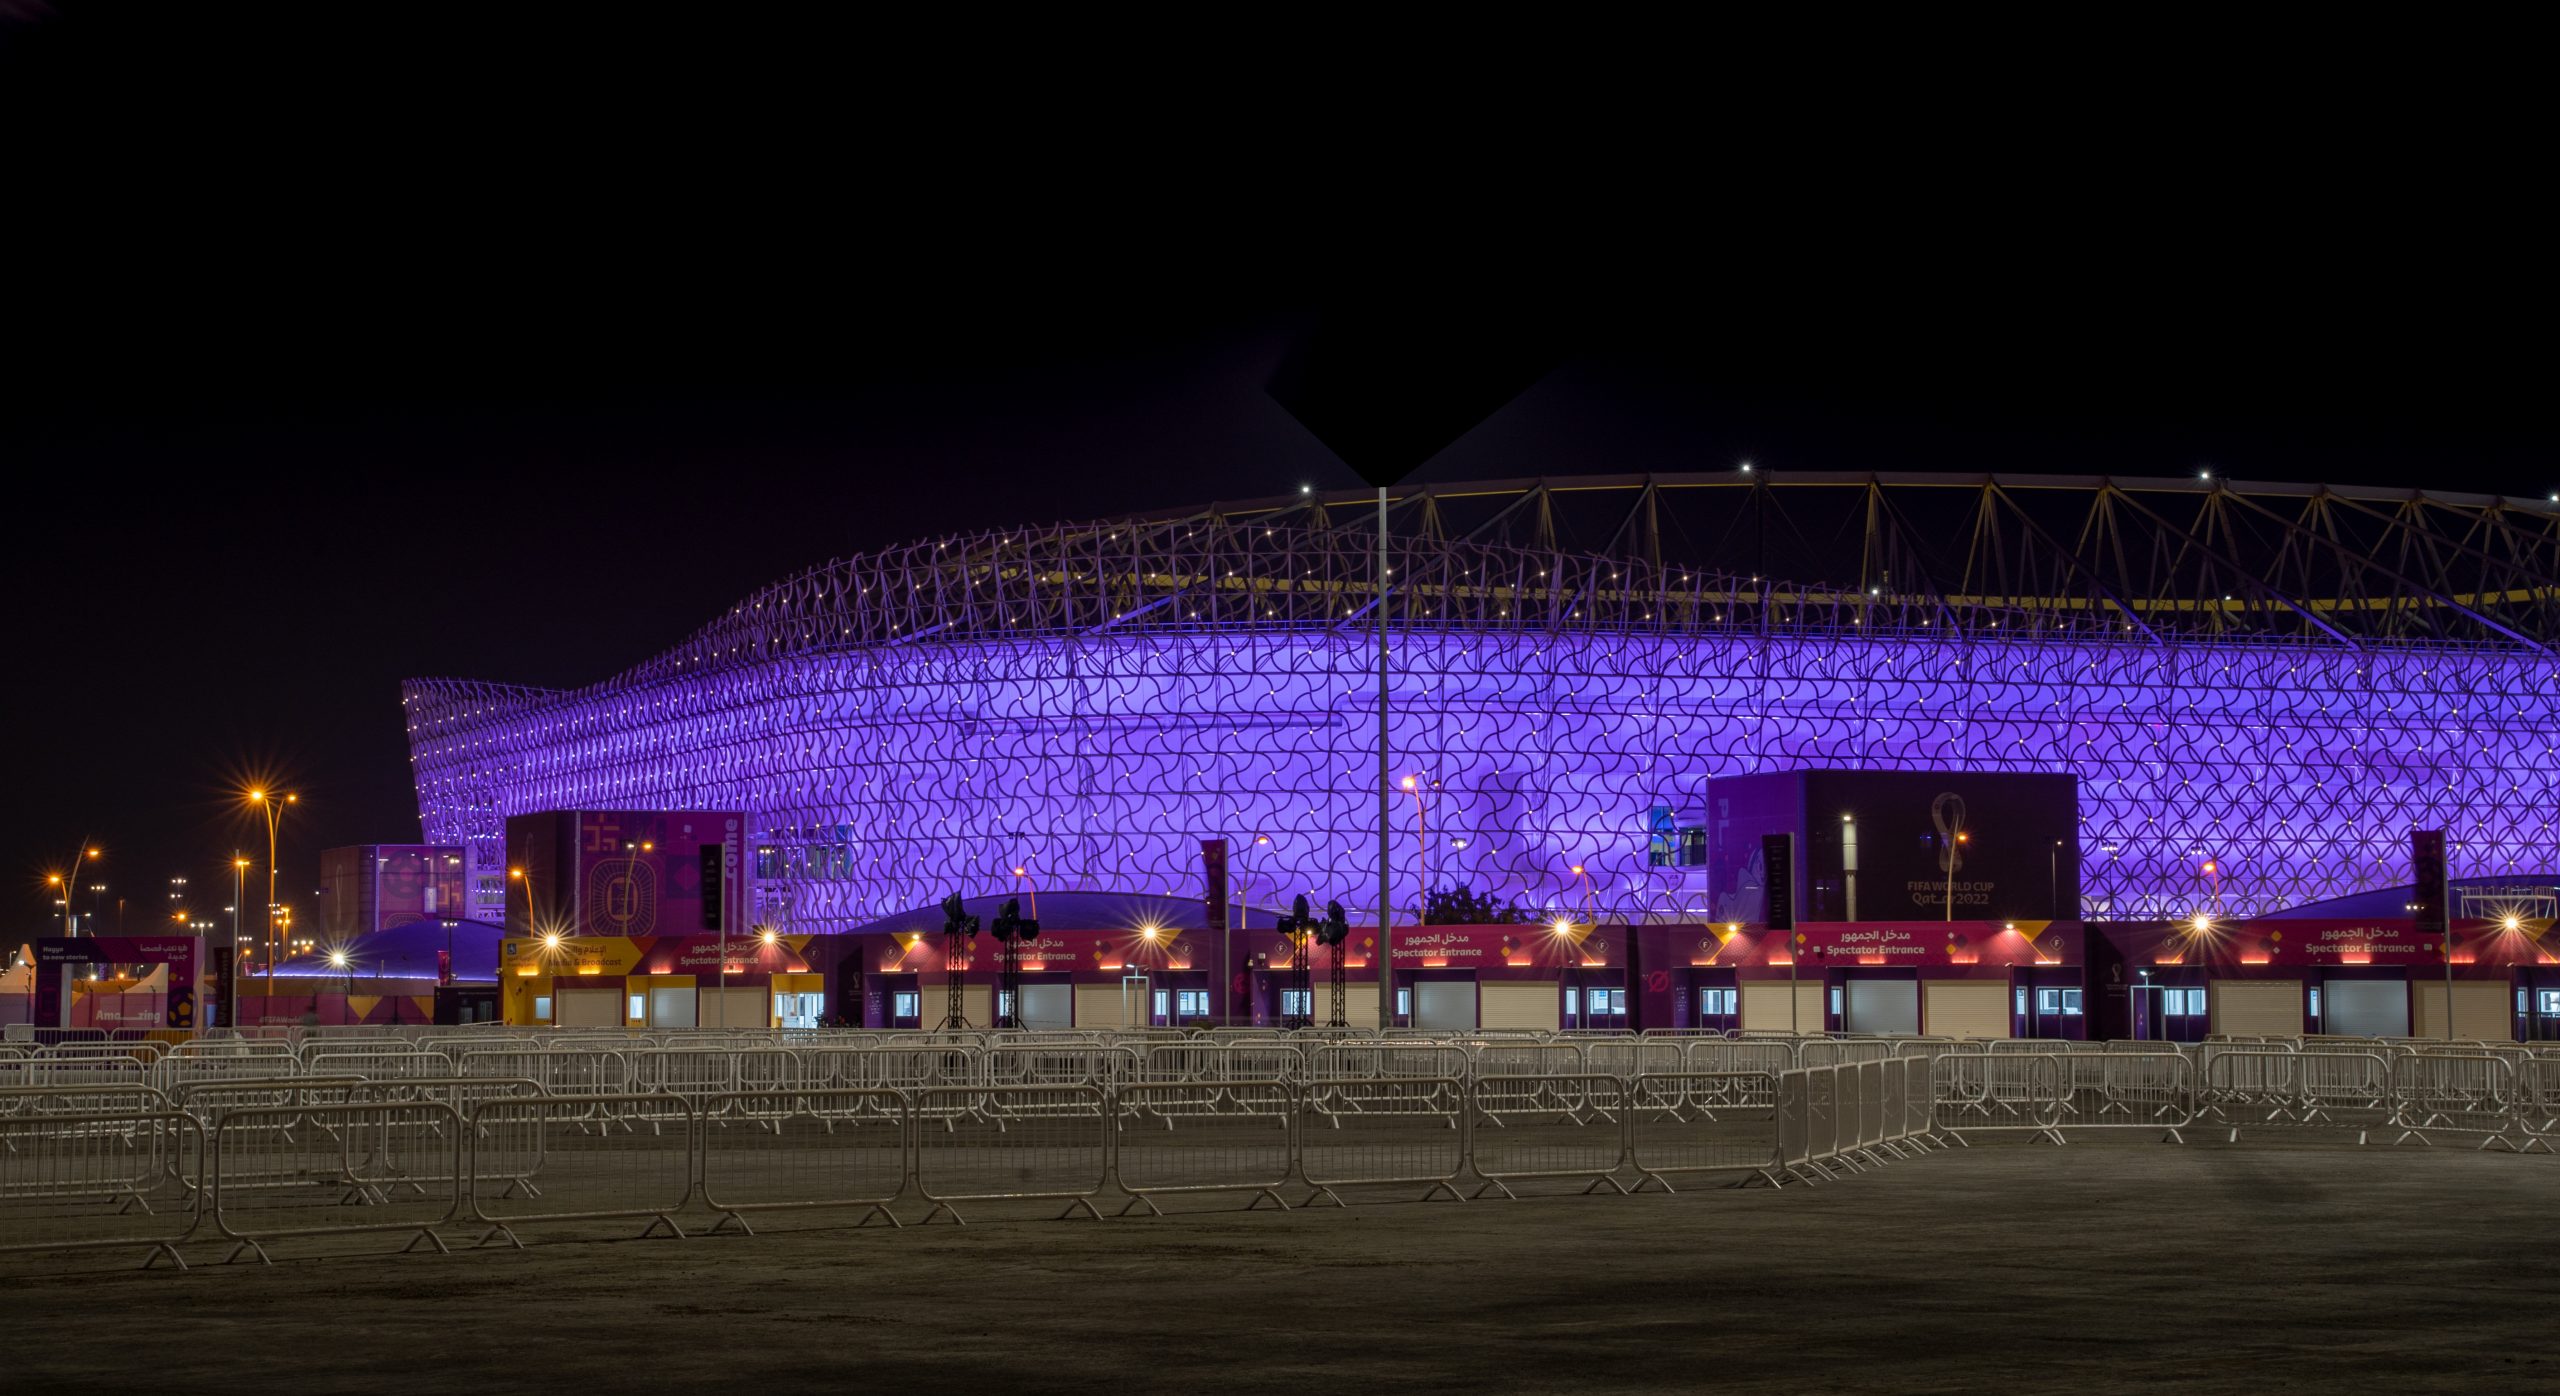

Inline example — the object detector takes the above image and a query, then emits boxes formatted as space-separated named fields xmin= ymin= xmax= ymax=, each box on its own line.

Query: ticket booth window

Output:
xmin=533 ymin=995 xmax=553 ymax=1022
xmin=893 ymin=991 xmax=920 ymax=1023
xmin=1279 ymin=989 xmax=1313 ymax=1019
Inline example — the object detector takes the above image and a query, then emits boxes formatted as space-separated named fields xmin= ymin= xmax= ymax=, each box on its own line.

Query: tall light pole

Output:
xmin=1377 ymin=485 xmax=1395 ymax=1030
xmin=1010 ymin=864 xmax=1040 ymax=922
xmin=46 ymin=846 xmax=101 ymax=937
xmin=231 ymin=855 xmax=249 ymax=1027
xmin=248 ymin=790 xmax=295 ymax=1008
xmin=1400 ymin=775 xmax=1438 ymax=925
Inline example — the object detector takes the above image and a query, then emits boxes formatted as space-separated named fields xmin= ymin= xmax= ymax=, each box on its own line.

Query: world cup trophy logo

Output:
xmin=1931 ymin=793 xmax=1967 ymax=874
xmin=1932 ymin=792 xmax=1968 ymax=920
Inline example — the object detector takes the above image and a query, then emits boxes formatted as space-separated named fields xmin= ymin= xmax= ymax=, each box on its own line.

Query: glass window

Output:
xmin=1396 ymin=989 xmax=1411 ymax=1017
xmin=2308 ymin=987 xmax=2321 ymax=1016
xmin=628 ymin=995 xmax=645 ymax=1019
xmin=533 ymin=995 xmax=552 ymax=1021
xmin=1563 ymin=988 xmax=1580 ymax=1016
xmin=1153 ymin=991 xmax=1169 ymax=1017
xmin=2164 ymin=992 xmax=2186 ymax=1018
xmin=2539 ymin=990 xmax=2560 ymax=1016
xmin=1829 ymin=987 xmax=1843 ymax=1016
xmin=1280 ymin=989 xmax=1311 ymax=1016
xmin=2186 ymin=989 xmax=2207 ymax=1016
xmin=997 ymin=990 xmax=1016 ymax=1017
xmin=2037 ymin=988 xmax=2060 ymax=1014
xmin=1708 ymin=988 xmax=1737 ymax=1016
xmin=2015 ymin=988 xmax=2029 ymax=1016
xmin=1178 ymin=990 xmax=1210 ymax=1018
xmin=2061 ymin=989 xmax=2082 ymax=1015
xmin=892 ymin=991 xmax=919 ymax=1020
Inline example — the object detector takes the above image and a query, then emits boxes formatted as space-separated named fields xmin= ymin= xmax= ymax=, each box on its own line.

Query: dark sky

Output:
xmin=4 ymin=6 xmax=2548 ymax=931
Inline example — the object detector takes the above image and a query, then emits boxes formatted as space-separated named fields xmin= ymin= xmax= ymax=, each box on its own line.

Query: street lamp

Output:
xmin=1400 ymin=775 xmax=1439 ymax=925
xmin=1009 ymin=864 xmax=1040 ymax=922
xmin=248 ymin=790 xmax=296 ymax=1004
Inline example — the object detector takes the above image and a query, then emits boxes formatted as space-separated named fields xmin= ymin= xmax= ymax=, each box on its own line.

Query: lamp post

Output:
xmin=1399 ymin=775 xmax=1438 ymax=925
xmin=1010 ymin=865 xmax=1040 ymax=922
xmin=229 ymin=856 xmax=249 ymax=1027
xmin=248 ymin=791 xmax=295 ymax=1007
xmin=1376 ymin=485 xmax=1394 ymax=1031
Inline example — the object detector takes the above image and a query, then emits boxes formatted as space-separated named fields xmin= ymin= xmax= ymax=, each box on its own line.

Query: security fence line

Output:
xmin=8 ymin=1029 xmax=2560 ymax=1272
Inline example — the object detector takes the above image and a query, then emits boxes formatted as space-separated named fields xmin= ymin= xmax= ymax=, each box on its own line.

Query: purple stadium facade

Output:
xmin=401 ymin=474 xmax=2560 ymax=933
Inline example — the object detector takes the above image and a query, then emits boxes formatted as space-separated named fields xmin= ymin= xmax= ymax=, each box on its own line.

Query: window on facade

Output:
xmin=2037 ymin=988 xmax=2060 ymax=1014
xmin=1280 ymin=989 xmax=1312 ymax=1016
xmin=2186 ymin=989 xmax=2206 ymax=1016
xmin=1564 ymin=988 xmax=1579 ymax=1017
xmin=2538 ymin=990 xmax=2560 ymax=1016
xmin=1177 ymin=990 xmax=1210 ymax=1018
xmin=2061 ymin=989 xmax=2082 ymax=1016
xmin=997 ymin=990 xmax=1017 ymax=1017
xmin=1698 ymin=988 xmax=1737 ymax=1017
xmin=2308 ymin=987 xmax=2322 ymax=1017
xmin=1153 ymin=991 xmax=1170 ymax=1017
xmin=1829 ymin=987 xmax=1844 ymax=1016
xmin=533 ymin=995 xmax=552 ymax=1021
xmin=2016 ymin=988 xmax=2029 ymax=1016
xmin=892 ymin=991 xmax=920 ymax=1020
xmin=1395 ymin=989 xmax=1411 ymax=1017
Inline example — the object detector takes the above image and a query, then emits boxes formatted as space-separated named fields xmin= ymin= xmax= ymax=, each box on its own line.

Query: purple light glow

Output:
xmin=403 ymin=518 xmax=2560 ymax=928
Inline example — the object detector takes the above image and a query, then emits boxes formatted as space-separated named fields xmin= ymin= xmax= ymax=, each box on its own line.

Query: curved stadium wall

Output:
xmin=404 ymin=475 xmax=2560 ymax=928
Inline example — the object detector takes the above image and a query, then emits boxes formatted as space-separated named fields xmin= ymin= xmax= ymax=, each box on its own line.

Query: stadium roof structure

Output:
xmin=446 ymin=474 xmax=2560 ymax=713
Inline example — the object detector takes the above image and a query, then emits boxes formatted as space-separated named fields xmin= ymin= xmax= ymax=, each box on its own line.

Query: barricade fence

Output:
xmin=5 ymin=1029 xmax=2557 ymax=1269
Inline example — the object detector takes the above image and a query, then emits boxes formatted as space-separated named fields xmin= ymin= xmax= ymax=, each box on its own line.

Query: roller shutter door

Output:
xmin=2211 ymin=979 xmax=2303 ymax=1036
xmin=2411 ymin=981 xmax=2509 ymax=1040
xmin=1076 ymin=983 xmax=1142 ymax=1030
xmin=1414 ymin=981 xmax=1477 ymax=1031
xmin=698 ymin=986 xmax=768 ymax=1029
xmin=557 ymin=987 xmax=623 ymax=1028
xmin=1015 ymin=983 xmax=1073 ymax=1029
xmin=1844 ymin=979 xmax=1919 ymax=1035
xmin=1480 ymin=981 xmax=1558 ymax=1031
xmin=1922 ymin=980 xmax=2010 ymax=1039
xmin=1740 ymin=981 xmax=1823 ymax=1034
xmin=647 ymin=984 xmax=696 ymax=1027
xmin=2322 ymin=979 xmax=2409 ymax=1038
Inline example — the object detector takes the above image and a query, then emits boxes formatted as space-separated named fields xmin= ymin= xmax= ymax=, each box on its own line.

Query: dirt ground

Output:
xmin=3 ymin=1140 xmax=2552 ymax=1395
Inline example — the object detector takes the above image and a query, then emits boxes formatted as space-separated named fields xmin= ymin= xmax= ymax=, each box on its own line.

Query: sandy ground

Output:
xmin=3 ymin=1138 xmax=2552 ymax=1395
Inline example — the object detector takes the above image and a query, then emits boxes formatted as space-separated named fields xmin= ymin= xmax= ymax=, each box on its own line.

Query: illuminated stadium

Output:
xmin=403 ymin=472 xmax=2560 ymax=929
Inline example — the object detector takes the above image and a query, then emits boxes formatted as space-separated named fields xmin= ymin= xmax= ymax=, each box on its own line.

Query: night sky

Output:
xmin=5 ymin=7 xmax=2547 ymax=931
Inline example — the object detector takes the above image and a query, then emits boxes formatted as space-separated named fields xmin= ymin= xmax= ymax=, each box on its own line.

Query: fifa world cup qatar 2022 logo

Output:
xmin=1931 ymin=793 xmax=1967 ymax=877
